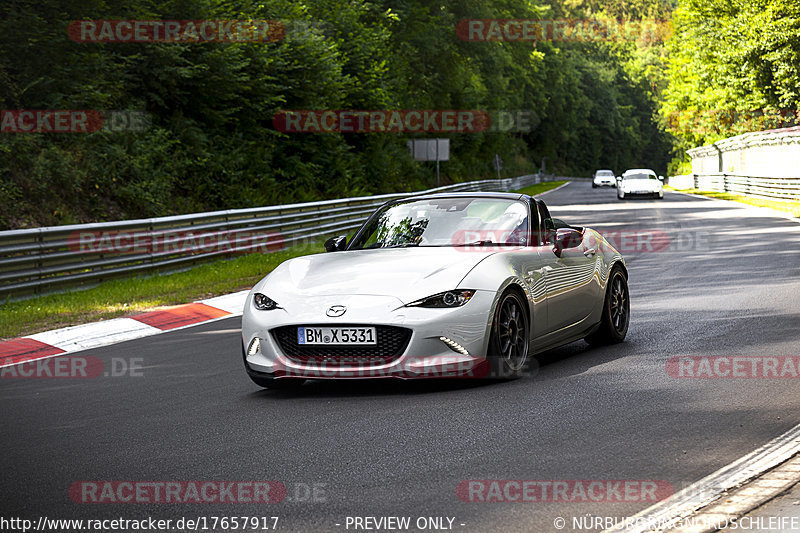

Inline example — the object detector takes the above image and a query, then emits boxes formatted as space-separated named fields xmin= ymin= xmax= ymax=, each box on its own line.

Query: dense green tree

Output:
xmin=0 ymin=0 xmax=673 ymax=229
xmin=662 ymin=0 xmax=800 ymax=172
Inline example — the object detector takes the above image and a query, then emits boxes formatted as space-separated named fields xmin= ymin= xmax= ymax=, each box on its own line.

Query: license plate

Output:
xmin=297 ymin=327 xmax=377 ymax=345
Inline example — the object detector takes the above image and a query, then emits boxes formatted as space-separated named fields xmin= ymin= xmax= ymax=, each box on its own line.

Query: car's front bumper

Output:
xmin=594 ymin=178 xmax=616 ymax=187
xmin=242 ymin=290 xmax=497 ymax=379
xmin=618 ymin=190 xmax=663 ymax=198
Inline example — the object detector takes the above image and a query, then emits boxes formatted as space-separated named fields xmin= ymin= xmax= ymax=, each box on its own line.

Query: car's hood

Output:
xmin=255 ymin=247 xmax=497 ymax=305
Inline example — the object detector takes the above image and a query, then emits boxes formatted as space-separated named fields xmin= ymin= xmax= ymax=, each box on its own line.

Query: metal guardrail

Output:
xmin=0 ymin=174 xmax=549 ymax=300
xmin=668 ymin=173 xmax=800 ymax=201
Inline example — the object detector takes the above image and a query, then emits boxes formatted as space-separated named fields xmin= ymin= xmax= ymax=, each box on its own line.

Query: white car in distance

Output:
xmin=617 ymin=169 xmax=664 ymax=200
xmin=593 ymin=169 xmax=616 ymax=188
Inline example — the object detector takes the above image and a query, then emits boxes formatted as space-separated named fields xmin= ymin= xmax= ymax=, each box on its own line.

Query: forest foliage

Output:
xmin=662 ymin=0 xmax=800 ymax=172
xmin=1 ymin=0 xmax=675 ymax=228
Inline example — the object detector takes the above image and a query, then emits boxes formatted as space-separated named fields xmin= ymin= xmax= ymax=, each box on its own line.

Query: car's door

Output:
xmin=516 ymin=198 xmax=549 ymax=343
xmin=535 ymin=201 xmax=600 ymax=333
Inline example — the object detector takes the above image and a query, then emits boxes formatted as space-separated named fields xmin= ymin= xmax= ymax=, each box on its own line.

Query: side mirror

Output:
xmin=552 ymin=228 xmax=582 ymax=257
xmin=324 ymin=235 xmax=347 ymax=252
xmin=658 ymin=175 xmax=665 ymax=181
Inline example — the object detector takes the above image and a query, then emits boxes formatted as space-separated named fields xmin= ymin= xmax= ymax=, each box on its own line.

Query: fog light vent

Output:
xmin=439 ymin=336 xmax=469 ymax=355
xmin=247 ymin=338 xmax=261 ymax=357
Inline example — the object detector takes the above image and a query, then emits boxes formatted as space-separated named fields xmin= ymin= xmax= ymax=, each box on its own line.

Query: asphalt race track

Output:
xmin=3 ymin=182 xmax=800 ymax=532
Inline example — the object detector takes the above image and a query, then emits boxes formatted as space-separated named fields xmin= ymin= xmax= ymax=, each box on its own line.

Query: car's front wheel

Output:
xmin=585 ymin=267 xmax=629 ymax=345
xmin=488 ymin=291 xmax=529 ymax=379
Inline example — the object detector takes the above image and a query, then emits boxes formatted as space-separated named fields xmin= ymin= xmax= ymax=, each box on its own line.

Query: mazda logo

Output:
xmin=326 ymin=305 xmax=347 ymax=317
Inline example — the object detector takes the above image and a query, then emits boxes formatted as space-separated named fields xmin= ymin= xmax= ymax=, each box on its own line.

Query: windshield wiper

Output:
xmin=384 ymin=242 xmax=419 ymax=248
xmin=461 ymin=240 xmax=523 ymax=246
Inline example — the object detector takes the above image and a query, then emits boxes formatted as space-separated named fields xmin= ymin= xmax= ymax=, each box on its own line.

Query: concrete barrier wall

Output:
xmin=687 ymin=126 xmax=800 ymax=178
xmin=668 ymin=175 xmax=694 ymax=189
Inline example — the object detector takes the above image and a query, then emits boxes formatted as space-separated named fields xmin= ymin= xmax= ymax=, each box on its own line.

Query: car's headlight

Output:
xmin=253 ymin=293 xmax=280 ymax=310
xmin=405 ymin=290 xmax=475 ymax=308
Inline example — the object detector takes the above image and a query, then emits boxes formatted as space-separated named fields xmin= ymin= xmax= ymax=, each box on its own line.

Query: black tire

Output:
xmin=487 ymin=291 xmax=530 ymax=379
xmin=248 ymin=374 xmax=305 ymax=390
xmin=585 ymin=267 xmax=630 ymax=345
xmin=592 ymin=183 xmax=598 ymax=188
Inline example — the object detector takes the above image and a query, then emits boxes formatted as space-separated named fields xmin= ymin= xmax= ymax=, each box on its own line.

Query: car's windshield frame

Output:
xmin=622 ymin=172 xmax=658 ymax=180
xmin=347 ymin=196 xmax=533 ymax=250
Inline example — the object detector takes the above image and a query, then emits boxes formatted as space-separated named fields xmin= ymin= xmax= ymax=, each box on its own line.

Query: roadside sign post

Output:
xmin=493 ymin=154 xmax=503 ymax=179
xmin=408 ymin=138 xmax=450 ymax=186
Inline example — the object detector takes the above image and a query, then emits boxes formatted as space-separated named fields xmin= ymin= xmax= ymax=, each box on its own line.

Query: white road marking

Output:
xmin=28 ymin=318 xmax=162 ymax=353
xmin=603 ymin=423 xmax=800 ymax=532
xmin=198 ymin=290 xmax=248 ymax=315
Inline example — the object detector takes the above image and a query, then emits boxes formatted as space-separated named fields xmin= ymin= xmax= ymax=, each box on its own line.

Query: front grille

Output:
xmin=271 ymin=325 xmax=412 ymax=367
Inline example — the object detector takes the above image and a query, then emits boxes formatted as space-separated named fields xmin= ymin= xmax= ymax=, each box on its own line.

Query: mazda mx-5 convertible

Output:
xmin=242 ymin=192 xmax=629 ymax=389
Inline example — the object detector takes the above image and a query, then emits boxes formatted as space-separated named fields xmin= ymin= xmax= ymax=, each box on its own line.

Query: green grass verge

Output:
xmin=666 ymin=186 xmax=800 ymax=218
xmin=517 ymin=180 xmax=567 ymax=196
xmin=0 ymin=180 xmax=568 ymax=340
xmin=0 ymin=244 xmax=318 ymax=340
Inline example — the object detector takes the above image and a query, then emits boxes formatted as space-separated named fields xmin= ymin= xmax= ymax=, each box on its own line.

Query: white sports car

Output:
xmin=592 ymin=169 xmax=617 ymax=188
xmin=617 ymin=169 xmax=664 ymax=200
xmin=242 ymin=193 xmax=629 ymax=389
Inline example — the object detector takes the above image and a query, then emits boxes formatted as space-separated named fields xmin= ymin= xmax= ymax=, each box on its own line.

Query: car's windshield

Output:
xmin=349 ymin=197 xmax=529 ymax=249
xmin=624 ymin=173 xmax=657 ymax=180
xmin=597 ymin=170 xmax=614 ymax=177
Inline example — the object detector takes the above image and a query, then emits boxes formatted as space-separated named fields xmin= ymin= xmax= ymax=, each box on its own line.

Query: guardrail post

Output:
xmin=36 ymin=229 xmax=43 ymax=297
